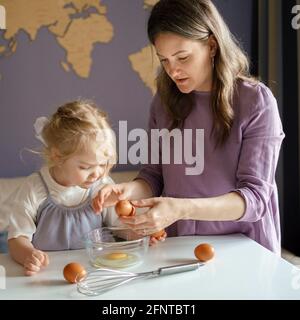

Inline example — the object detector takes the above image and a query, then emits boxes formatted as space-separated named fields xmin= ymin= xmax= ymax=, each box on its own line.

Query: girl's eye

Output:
xmin=80 ymin=167 xmax=90 ymax=170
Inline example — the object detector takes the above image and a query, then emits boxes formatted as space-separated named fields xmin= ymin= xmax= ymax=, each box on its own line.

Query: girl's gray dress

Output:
xmin=32 ymin=172 xmax=102 ymax=250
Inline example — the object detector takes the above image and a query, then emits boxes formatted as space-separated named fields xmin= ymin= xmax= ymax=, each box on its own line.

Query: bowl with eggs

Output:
xmin=84 ymin=227 xmax=149 ymax=269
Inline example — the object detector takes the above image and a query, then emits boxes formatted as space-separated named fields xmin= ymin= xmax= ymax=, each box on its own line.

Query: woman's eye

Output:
xmin=80 ymin=167 xmax=90 ymax=170
xmin=179 ymin=56 xmax=188 ymax=61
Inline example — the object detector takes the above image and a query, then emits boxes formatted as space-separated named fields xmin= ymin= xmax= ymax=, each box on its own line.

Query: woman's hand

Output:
xmin=149 ymin=230 xmax=167 ymax=246
xmin=23 ymin=248 xmax=49 ymax=276
xmin=119 ymin=197 xmax=185 ymax=236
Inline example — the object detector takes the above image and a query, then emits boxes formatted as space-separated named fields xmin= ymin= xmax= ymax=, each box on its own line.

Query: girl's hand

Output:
xmin=92 ymin=182 xmax=135 ymax=214
xmin=23 ymin=249 xmax=49 ymax=276
xmin=119 ymin=197 xmax=185 ymax=236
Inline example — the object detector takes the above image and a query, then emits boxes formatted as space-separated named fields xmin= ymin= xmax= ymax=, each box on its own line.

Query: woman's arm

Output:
xmin=126 ymin=179 xmax=154 ymax=199
xmin=231 ymin=84 xmax=284 ymax=223
xmin=184 ymin=192 xmax=245 ymax=221
xmin=123 ymin=193 xmax=245 ymax=234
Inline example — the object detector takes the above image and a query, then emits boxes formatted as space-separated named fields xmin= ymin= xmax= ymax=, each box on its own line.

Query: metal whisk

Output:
xmin=76 ymin=262 xmax=204 ymax=296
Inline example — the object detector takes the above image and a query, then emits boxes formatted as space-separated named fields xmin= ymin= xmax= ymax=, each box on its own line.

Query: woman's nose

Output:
xmin=168 ymin=62 xmax=180 ymax=78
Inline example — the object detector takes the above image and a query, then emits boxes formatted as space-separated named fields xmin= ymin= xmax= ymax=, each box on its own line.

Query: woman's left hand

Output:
xmin=119 ymin=197 xmax=185 ymax=236
xmin=149 ymin=230 xmax=167 ymax=246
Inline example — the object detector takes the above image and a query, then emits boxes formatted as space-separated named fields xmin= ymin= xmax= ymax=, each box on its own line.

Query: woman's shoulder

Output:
xmin=236 ymin=79 xmax=277 ymax=112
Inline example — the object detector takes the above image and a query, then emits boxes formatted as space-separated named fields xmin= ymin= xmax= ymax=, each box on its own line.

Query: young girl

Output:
xmin=8 ymin=100 xmax=118 ymax=275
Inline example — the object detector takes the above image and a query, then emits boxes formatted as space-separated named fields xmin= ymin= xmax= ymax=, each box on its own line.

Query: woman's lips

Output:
xmin=175 ymin=78 xmax=189 ymax=84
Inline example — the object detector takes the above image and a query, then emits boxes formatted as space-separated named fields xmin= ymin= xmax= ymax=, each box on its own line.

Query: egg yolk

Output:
xmin=106 ymin=252 xmax=128 ymax=260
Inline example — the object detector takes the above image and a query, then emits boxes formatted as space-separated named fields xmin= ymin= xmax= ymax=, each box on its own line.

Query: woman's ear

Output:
xmin=208 ymin=35 xmax=218 ymax=57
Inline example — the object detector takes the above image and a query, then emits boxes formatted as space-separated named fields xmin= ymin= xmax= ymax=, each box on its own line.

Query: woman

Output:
xmin=93 ymin=0 xmax=284 ymax=254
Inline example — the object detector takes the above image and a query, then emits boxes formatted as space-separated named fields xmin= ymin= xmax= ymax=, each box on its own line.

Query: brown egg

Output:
xmin=194 ymin=243 xmax=215 ymax=262
xmin=151 ymin=229 xmax=165 ymax=238
xmin=63 ymin=262 xmax=87 ymax=284
xmin=115 ymin=200 xmax=135 ymax=217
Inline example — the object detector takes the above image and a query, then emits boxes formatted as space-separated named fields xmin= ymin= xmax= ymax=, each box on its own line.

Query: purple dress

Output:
xmin=136 ymin=80 xmax=285 ymax=254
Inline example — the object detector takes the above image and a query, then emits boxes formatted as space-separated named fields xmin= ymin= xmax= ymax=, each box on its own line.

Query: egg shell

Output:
xmin=194 ymin=243 xmax=215 ymax=262
xmin=63 ymin=262 xmax=87 ymax=284
xmin=115 ymin=200 xmax=135 ymax=217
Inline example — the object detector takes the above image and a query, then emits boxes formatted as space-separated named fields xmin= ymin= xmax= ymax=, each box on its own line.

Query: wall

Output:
xmin=0 ymin=0 xmax=256 ymax=178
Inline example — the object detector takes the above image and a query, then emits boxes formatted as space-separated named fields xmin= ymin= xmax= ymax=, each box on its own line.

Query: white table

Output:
xmin=0 ymin=234 xmax=300 ymax=300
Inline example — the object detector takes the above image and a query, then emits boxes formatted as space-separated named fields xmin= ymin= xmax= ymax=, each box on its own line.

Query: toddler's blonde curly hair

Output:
xmin=41 ymin=100 xmax=117 ymax=172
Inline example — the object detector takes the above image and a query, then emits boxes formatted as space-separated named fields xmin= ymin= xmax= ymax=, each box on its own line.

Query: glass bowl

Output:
xmin=84 ymin=227 xmax=149 ymax=269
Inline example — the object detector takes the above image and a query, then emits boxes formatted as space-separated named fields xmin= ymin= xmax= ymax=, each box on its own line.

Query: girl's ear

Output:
xmin=208 ymin=35 xmax=218 ymax=57
xmin=50 ymin=147 xmax=62 ymax=165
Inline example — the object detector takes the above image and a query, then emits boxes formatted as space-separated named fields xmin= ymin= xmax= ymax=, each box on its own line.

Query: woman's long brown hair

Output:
xmin=148 ymin=0 xmax=256 ymax=145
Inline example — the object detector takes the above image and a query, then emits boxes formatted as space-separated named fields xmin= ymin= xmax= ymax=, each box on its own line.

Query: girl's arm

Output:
xmin=8 ymin=236 xmax=49 ymax=276
xmin=8 ymin=236 xmax=35 ymax=265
